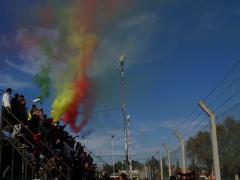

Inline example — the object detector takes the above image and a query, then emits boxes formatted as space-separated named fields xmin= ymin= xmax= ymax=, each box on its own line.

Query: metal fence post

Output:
xmin=173 ymin=131 xmax=186 ymax=173
xmin=163 ymin=144 xmax=171 ymax=177
xmin=144 ymin=166 xmax=146 ymax=179
xmin=198 ymin=100 xmax=221 ymax=180
xmin=156 ymin=151 xmax=163 ymax=180
xmin=148 ymin=164 xmax=151 ymax=179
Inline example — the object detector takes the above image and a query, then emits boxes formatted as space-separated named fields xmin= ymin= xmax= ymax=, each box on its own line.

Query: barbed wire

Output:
xmin=208 ymin=75 xmax=240 ymax=107
xmin=203 ymin=61 xmax=239 ymax=101
xmin=182 ymin=89 xmax=240 ymax=139
xmin=153 ymin=61 xmax=240 ymax=158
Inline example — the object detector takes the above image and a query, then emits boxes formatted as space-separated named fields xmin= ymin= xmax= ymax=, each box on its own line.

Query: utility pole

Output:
xmin=111 ymin=135 xmax=115 ymax=179
xmin=96 ymin=154 xmax=102 ymax=172
xmin=127 ymin=115 xmax=132 ymax=180
xmin=98 ymin=155 xmax=101 ymax=172
xmin=119 ymin=55 xmax=129 ymax=174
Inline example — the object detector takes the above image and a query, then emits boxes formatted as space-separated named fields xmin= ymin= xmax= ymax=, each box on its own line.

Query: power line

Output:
xmin=44 ymin=108 xmax=123 ymax=114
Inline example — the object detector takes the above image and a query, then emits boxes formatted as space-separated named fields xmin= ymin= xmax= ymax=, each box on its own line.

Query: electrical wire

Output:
xmin=44 ymin=108 xmax=123 ymax=114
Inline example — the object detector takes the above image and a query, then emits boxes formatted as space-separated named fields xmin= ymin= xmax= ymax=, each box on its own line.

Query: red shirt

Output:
xmin=46 ymin=118 xmax=53 ymax=125
xmin=32 ymin=134 xmax=44 ymax=146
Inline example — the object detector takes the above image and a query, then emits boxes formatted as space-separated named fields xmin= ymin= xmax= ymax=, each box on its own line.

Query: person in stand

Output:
xmin=21 ymin=124 xmax=32 ymax=146
xmin=45 ymin=116 xmax=53 ymax=130
xmin=18 ymin=95 xmax=24 ymax=104
xmin=83 ymin=162 xmax=93 ymax=180
xmin=2 ymin=88 xmax=13 ymax=130
xmin=32 ymin=108 xmax=42 ymax=133
xmin=32 ymin=130 xmax=44 ymax=148
xmin=49 ymin=122 xmax=62 ymax=143
xmin=12 ymin=123 xmax=22 ymax=138
xmin=28 ymin=104 xmax=38 ymax=121
xmin=170 ymin=176 xmax=177 ymax=180
xmin=52 ymin=138 xmax=63 ymax=151
xmin=31 ymin=130 xmax=45 ymax=166
xmin=18 ymin=99 xmax=28 ymax=124
xmin=10 ymin=93 xmax=19 ymax=125
xmin=38 ymin=109 xmax=44 ymax=126
xmin=120 ymin=173 xmax=127 ymax=180
xmin=72 ymin=152 xmax=83 ymax=180
xmin=101 ymin=172 xmax=109 ymax=180
xmin=75 ymin=142 xmax=84 ymax=154
xmin=69 ymin=135 xmax=79 ymax=149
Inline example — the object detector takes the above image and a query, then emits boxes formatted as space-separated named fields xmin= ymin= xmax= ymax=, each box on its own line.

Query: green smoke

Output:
xmin=33 ymin=65 xmax=51 ymax=105
xmin=42 ymin=40 xmax=55 ymax=59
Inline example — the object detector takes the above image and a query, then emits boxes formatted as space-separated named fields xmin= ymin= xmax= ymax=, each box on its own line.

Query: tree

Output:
xmin=114 ymin=161 xmax=124 ymax=171
xmin=102 ymin=163 xmax=113 ymax=177
xmin=216 ymin=117 xmax=240 ymax=179
xmin=185 ymin=130 xmax=212 ymax=176
xmin=132 ymin=160 xmax=144 ymax=170
xmin=185 ymin=117 xmax=240 ymax=179
xmin=162 ymin=156 xmax=166 ymax=172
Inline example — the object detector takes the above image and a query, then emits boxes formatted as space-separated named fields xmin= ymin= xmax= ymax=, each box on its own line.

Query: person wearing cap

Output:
xmin=2 ymin=88 xmax=13 ymax=129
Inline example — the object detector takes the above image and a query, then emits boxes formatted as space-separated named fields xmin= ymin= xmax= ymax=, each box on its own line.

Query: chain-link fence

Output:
xmin=184 ymin=102 xmax=240 ymax=179
xmin=216 ymin=102 xmax=240 ymax=179
xmin=143 ymin=102 xmax=240 ymax=180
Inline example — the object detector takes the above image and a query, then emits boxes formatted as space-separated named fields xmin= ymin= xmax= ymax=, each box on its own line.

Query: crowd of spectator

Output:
xmin=2 ymin=88 xmax=126 ymax=180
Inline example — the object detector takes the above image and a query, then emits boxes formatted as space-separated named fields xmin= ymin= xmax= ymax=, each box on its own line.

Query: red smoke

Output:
xmin=61 ymin=74 xmax=96 ymax=133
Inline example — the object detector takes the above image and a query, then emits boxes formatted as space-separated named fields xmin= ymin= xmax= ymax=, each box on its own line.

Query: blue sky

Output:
xmin=0 ymin=0 xmax=240 ymax=167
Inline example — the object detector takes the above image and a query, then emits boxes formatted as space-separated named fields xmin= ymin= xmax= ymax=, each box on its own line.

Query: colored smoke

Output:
xmin=33 ymin=65 xmax=51 ymax=105
xmin=79 ymin=129 xmax=93 ymax=139
xmin=0 ymin=0 xmax=134 ymax=136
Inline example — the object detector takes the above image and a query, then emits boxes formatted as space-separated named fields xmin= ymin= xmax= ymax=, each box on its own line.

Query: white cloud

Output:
xmin=89 ymin=13 xmax=159 ymax=78
xmin=134 ymin=143 xmax=160 ymax=154
xmin=158 ymin=117 xmax=210 ymax=141
xmin=5 ymin=58 xmax=39 ymax=75
xmin=0 ymin=74 xmax=32 ymax=90
xmin=133 ymin=121 xmax=157 ymax=135
xmin=119 ymin=13 xmax=158 ymax=29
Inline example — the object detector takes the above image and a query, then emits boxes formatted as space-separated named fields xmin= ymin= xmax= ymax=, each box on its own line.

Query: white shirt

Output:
xmin=2 ymin=92 xmax=11 ymax=107
xmin=12 ymin=124 xmax=22 ymax=138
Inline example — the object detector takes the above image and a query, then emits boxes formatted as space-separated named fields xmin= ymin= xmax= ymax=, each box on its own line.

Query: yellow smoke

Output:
xmin=51 ymin=6 xmax=98 ymax=123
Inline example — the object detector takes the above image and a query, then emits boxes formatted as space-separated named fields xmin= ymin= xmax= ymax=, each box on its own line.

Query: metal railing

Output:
xmin=0 ymin=104 xmax=72 ymax=179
